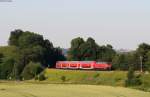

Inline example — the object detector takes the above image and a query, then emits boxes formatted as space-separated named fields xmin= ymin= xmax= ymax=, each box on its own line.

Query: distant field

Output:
xmin=0 ymin=83 xmax=150 ymax=97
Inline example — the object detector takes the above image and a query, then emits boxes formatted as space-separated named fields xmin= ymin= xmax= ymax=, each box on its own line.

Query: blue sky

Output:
xmin=0 ymin=0 xmax=150 ymax=50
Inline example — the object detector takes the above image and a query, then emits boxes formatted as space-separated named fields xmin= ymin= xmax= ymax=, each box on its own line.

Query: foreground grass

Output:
xmin=0 ymin=83 xmax=150 ymax=97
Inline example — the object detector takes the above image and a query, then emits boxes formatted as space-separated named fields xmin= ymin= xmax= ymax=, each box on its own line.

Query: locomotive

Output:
xmin=56 ymin=61 xmax=111 ymax=70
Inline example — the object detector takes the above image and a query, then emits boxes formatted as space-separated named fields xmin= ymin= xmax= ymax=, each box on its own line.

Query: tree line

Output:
xmin=0 ymin=30 xmax=150 ymax=80
xmin=68 ymin=37 xmax=150 ymax=71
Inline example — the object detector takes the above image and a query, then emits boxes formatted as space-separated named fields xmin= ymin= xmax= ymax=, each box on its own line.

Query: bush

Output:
xmin=61 ymin=76 xmax=66 ymax=82
xmin=38 ymin=73 xmax=46 ymax=81
xmin=93 ymin=73 xmax=100 ymax=79
xmin=125 ymin=67 xmax=142 ymax=86
xmin=34 ymin=76 xmax=39 ymax=80
xmin=21 ymin=62 xmax=44 ymax=80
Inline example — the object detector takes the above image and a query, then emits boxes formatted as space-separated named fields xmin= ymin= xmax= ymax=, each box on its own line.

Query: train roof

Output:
xmin=57 ymin=61 xmax=96 ymax=63
xmin=57 ymin=61 xmax=109 ymax=64
xmin=96 ymin=62 xmax=108 ymax=64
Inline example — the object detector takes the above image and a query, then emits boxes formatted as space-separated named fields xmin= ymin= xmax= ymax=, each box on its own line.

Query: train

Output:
xmin=56 ymin=61 xmax=112 ymax=70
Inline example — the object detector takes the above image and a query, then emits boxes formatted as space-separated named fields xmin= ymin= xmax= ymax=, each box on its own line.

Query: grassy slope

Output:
xmin=44 ymin=69 xmax=150 ymax=91
xmin=0 ymin=83 xmax=150 ymax=97
xmin=45 ymin=69 xmax=127 ymax=86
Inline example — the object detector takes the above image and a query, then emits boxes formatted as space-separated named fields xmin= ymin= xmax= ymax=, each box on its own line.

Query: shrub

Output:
xmin=93 ymin=73 xmax=100 ymax=78
xmin=125 ymin=67 xmax=142 ymax=86
xmin=38 ymin=73 xmax=46 ymax=81
xmin=34 ymin=76 xmax=39 ymax=80
xmin=61 ymin=76 xmax=66 ymax=82
xmin=21 ymin=62 xmax=44 ymax=80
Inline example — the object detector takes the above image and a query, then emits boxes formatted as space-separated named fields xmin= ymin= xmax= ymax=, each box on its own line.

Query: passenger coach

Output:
xmin=56 ymin=61 xmax=111 ymax=70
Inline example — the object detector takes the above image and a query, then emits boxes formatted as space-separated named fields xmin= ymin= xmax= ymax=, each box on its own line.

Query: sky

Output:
xmin=0 ymin=0 xmax=150 ymax=50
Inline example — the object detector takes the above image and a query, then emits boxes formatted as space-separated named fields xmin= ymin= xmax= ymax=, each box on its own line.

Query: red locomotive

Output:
xmin=56 ymin=61 xmax=111 ymax=70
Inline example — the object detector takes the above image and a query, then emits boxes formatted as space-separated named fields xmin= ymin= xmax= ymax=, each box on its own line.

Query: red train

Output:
xmin=56 ymin=61 xmax=111 ymax=70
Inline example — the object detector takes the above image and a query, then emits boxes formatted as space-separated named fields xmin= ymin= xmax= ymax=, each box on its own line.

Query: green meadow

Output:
xmin=44 ymin=69 xmax=150 ymax=91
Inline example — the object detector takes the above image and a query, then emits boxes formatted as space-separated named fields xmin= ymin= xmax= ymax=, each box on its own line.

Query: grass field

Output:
xmin=44 ymin=69 xmax=150 ymax=91
xmin=44 ymin=69 xmax=127 ymax=85
xmin=0 ymin=83 xmax=150 ymax=97
xmin=0 ymin=69 xmax=149 ymax=97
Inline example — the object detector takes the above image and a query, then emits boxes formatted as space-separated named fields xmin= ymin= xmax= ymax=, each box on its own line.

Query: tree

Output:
xmin=112 ymin=54 xmax=128 ymax=70
xmin=68 ymin=37 xmax=85 ymax=60
xmin=0 ymin=46 xmax=22 ymax=79
xmin=145 ymin=51 xmax=150 ymax=71
xmin=129 ymin=52 xmax=141 ymax=70
xmin=112 ymin=52 xmax=139 ymax=70
xmin=52 ymin=47 xmax=66 ymax=67
xmin=8 ymin=29 xmax=66 ymax=68
xmin=0 ymin=53 xmax=3 ymax=64
xmin=17 ymin=32 xmax=44 ymax=48
xmin=9 ymin=29 xmax=23 ymax=46
xmin=80 ymin=37 xmax=98 ymax=60
xmin=98 ymin=45 xmax=116 ymax=62
xmin=0 ymin=29 xmax=67 ymax=80
xmin=68 ymin=37 xmax=116 ymax=62
xmin=136 ymin=43 xmax=150 ymax=71
xmin=0 ymin=58 xmax=15 ymax=79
